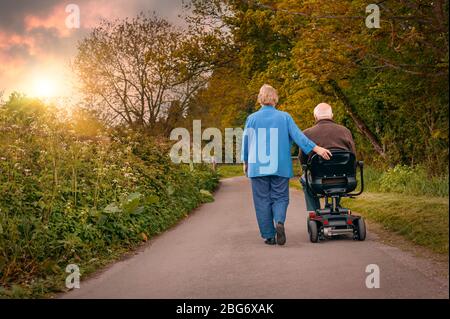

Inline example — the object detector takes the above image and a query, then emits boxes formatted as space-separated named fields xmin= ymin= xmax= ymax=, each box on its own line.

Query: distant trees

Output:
xmin=184 ymin=0 xmax=449 ymax=173
xmin=73 ymin=13 xmax=224 ymax=134
xmin=73 ymin=3 xmax=449 ymax=173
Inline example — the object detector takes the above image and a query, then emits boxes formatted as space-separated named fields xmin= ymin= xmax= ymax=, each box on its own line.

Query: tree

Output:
xmin=73 ymin=13 xmax=212 ymax=134
xmin=186 ymin=0 xmax=449 ymax=172
xmin=187 ymin=66 xmax=254 ymax=129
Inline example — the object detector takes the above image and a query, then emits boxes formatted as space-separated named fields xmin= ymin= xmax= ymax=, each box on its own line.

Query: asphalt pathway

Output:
xmin=62 ymin=176 xmax=448 ymax=299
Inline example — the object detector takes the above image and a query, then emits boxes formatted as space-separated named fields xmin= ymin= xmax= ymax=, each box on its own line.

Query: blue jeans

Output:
xmin=300 ymin=175 xmax=341 ymax=211
xmin=250 ymin=176 xmax=290 ymax=239
xmin=300 ymin=175 xmax=321 ymax=212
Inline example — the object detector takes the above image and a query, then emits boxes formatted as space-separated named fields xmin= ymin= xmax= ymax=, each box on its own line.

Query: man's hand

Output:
xmin=243 ymin=162 xmax=248 ymax=177
xmin=313 ymin=146 xmax=332 ymax=160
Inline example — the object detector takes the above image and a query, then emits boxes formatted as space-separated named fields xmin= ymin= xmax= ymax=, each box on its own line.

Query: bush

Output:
xmin=378 ymin=165 xmax=448 ymax=197
xmin=0 ymin=95 xmax=219 ymax=297
xmin=351 ymin=164 xmax=448 ymax=197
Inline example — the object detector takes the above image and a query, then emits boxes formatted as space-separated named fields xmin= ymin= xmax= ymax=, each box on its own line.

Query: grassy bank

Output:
xmin=341 ymin=193 xmax=448 ymax=254
xmin=343 ymin=166 xmax=448 ymax=254
xmin=0 ymin=96 xmax=219 ymax=298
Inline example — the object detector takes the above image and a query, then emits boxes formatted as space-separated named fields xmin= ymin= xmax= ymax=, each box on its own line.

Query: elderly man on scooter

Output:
xmin=299 ymin=103 xmax=357 ymax=214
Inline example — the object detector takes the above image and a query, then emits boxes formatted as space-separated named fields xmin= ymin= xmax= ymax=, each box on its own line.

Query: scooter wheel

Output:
xmin=309 ymin=220 xmax=319 ymax=243
xmin=307 ymin=216 xmax=310 ymax=233
xmin=357 ymin=217 xmax=366 ymax=241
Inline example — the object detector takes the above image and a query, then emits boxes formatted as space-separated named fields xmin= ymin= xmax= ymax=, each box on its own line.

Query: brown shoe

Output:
xmin=276 ymin=222 xmax=286 ymax=245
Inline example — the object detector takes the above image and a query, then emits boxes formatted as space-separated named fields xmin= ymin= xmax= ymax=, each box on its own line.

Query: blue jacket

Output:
xmin=241 ymin=106 xmax=316 ymax=178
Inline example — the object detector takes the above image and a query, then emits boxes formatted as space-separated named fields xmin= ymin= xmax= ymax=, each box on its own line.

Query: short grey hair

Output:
xmin=314 ymin=103 xmax=333 ymax=120
xmin=257 ymin=84 xmax=279 ymax=106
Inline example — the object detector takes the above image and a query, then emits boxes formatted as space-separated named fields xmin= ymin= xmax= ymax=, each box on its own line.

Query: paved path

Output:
xmin=63 ymin=177 xmax=448 ymax=299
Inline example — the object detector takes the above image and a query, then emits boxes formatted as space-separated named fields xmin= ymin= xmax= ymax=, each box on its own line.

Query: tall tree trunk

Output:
xmin=328 ymin=79 xmax=388 ymax=159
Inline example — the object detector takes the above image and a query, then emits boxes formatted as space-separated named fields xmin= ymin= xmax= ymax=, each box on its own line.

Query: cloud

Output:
xmin=0 ymin=0 xmax=60 ymax=33
xmin=0 ymin=0 xmax=186 ymax=97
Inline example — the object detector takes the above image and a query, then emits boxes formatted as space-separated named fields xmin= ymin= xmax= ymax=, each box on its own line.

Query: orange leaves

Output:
xmin=140 ymin=232 xmax=148 ymax=242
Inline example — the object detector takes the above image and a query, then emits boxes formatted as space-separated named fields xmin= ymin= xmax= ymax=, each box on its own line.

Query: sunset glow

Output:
xmin=0 ymin=0 xmax=183 ymax=99
xmin=31 ymin=77 xmax=59 ymax=98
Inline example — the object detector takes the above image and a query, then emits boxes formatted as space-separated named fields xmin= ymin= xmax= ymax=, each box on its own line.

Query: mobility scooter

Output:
xmin=303 ymin=150 xmax=366 ymax=243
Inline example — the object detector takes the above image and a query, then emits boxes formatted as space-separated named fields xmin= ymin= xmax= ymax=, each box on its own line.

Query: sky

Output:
xmin=0 ymin=0 xmax=186 ymax=100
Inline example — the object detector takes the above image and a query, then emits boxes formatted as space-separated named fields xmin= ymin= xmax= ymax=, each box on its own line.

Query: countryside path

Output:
xmin=62 ymin=176 xmax=448 ymax=299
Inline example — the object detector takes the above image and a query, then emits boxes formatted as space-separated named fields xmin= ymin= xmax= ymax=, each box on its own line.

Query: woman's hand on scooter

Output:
xmin=313 ymin=146 xmax=332 ymax=160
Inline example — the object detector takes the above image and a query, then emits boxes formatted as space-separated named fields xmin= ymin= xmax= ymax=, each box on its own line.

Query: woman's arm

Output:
xmin=241 ymin=118 xmax=250 ymax=176
xmin=241 ymin=118 xmax=250 ymax=164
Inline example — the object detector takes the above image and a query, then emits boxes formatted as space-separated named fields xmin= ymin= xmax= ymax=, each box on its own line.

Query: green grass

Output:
xmin=216 ymin=165 xmax=244 ymax=179
xmin=290 ymin=178 xmax=302 ymax=189
xmin=290 ymin=177 xmax=449 ymax=255
xmin=217 ymin=160 xmax=303 ymax=180
xmin=342 ymin=193 xmax=449 ymax=254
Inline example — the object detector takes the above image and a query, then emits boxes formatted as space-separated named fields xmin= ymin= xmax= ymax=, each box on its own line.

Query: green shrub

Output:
xmin=378 ymin=165 xmax=448 ymax=197
xmin=351 ymin=164 xmax=447 ymax=197
xmin=361 ymin=166 xmax=383 ymax=192
xmin=0 ymin=95 xmax=219 ymax=297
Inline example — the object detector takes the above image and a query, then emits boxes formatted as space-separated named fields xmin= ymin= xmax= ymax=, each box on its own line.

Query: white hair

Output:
xmin=314 ymin=103 xmax=333 ymax=120
xmin=257 ymin=84 xmax=279 ymax=106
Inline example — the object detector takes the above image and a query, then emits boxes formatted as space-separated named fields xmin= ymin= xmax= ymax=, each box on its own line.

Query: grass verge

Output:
xmin=290 ymin=179 xmax=448 ymax=255
xmin=216 ymin=165 xmax=244 ymax=179
xmin=341 ymin=193 xmax=449 ymax=254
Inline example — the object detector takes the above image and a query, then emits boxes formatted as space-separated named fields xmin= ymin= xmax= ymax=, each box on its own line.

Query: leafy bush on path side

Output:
xmin=0 ymin=95 xmax=219 ymax=297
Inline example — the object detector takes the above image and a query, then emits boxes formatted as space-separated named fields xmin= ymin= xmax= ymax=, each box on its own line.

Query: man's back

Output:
xmin=300 ymin=119 xmax=356 ymax=164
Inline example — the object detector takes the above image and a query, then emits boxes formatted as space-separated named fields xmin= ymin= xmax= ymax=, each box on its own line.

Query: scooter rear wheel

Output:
xmin=309 ymin=220 xmax=319 ymax=243
xmin=357 ymin=217 xmax=366 ymax=241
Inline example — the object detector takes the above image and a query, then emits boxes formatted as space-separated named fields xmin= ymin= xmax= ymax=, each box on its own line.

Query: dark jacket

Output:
xmin=299 ymin=119 xmax=356 ymax=164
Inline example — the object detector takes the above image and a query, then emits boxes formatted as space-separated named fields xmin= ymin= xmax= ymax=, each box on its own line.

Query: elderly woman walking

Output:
xmin=241 ymin=84 xmax=331 ymax=245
